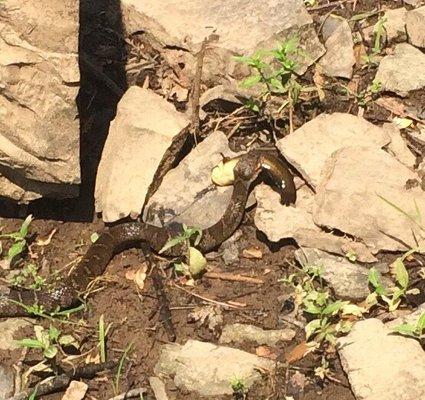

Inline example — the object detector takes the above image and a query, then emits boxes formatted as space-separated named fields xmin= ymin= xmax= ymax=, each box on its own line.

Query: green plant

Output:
xmin=393 ymin=312 xmax=425 ymax=338
xmin=113 ymin=342 xmax=134 ymax=395
xmin=340 ymin=78 xmax=381 ymax=107
xmin=160 ymin=224 xmax=206 ymax=277
xmin=362 ymin=16 xmax=387 ymax=68
xmin=0 ymin=215 xmax=33 ymax=261
xmin=230 ymin=377 xmax=247 ymax=399
xmin=9 ymin=263 xmax=46 ymax=289
xmin=98 ymin=314 xmax=112 ymax=363
xmin=17 ymin=325 xmax=78 ymax=359
xmin=367 ymin=248 xmax=419 ymax=311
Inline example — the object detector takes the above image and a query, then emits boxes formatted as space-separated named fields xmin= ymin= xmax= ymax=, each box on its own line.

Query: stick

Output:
xmin=7 ymin=362 xmax=116 ymax=400
xmin=203 ymin=271 xmax=264 ymax=284
xmin=308 ymin=0 xmax=354 ymax=11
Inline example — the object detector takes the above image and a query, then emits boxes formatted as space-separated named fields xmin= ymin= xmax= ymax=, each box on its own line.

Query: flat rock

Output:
xmin=0 ymin=366 xmax=14 ymax=399
xmin=294 ymin=248 xmax=390 ymax=301
xmin=154 ymin=339 xmax=274 ymax=396
xmin=384 ymin=7 xmax=407 ymax=42
xmin=144 ymin=131 xmax=237 ymax=229
xmin=122 ymin=0 xmax=324 ymax=79
xmin=149 ymin=376 xmax=169 ymax=400
xmin=386 ymin=303 xmax=425 ymax=329
xmin=375 ymin=43 xmax=425 ymax=96
xmin=219 ymin=323 xmax=295 ymax=346
xmin=0 ymin=0 xmax=80 ymax=202
xmin=95 ymin=87 xmax=189 ymax=222
xmin=318 ymin=16 xmax=355 ymax=78
xmin=314 ymin=146 xmax=425 ymax=253
xmin=277 ymin=113 xmax=390 ymax=188
xmin=406 ymin=6 xmax=425 ymax=48
xmin=254 ymin=184 xmax=376 ymax=262
xmin=338 ymin=319 xmax=425 ymax=400
xmin=0 ymin=318 xmax=31 ymax=350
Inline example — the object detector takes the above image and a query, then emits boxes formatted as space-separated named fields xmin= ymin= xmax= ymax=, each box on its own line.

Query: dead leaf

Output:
xmin=62 ymin=381 xmax=88 ymax=400
xmin=125 ymin=264 xmax=148 ymax=290
xmin=256 ymin=345 xmax=277 ymax=360
xmin=242 ymin=246 xmax=263 ymax=259
xmin=375 ymin=96 xmax=406 ymax=117
xmin=313 ymin=65 xmax=326 ymax=101
xmin=285 ymin=341 xmax=310 ymax=364
xmin=188 ymin=305 xmax=223 ymax=332
xmin=36 ymin=228 xmax=57 ymax=246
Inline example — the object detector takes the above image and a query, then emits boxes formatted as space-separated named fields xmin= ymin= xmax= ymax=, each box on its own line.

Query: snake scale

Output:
xmin=0 ymin=149 xmax=295 ymax=318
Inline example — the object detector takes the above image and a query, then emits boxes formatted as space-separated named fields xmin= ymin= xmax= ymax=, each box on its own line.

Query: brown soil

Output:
xmin=1 ymin=0 xmax=424 ymax=399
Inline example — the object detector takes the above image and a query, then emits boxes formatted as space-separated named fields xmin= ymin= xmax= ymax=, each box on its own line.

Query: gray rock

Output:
xmin=319 ymin=16 xmax=355 ymax=78
xmin=338 ymin=319 xmax=425 ymax=400
xmin=154 ymin=339 xmax=274 ymax=396
xmin=294 ymin=248 xmax=390 ymax=301
xmin=219 ymin=323 xmax=295 ymax=346
xmin=0 ymin=1 xmax=80 ymax=202
xmin=254 ymin=184 xmax=377 ymax=262
xmin=407 ymin=6 xmax=425 ymax=48
xmin=277 ymin=113 xmax=390 ymax=188
xmin=122 ymin=0 xmax=324 ymax=81
xmin=0 ymin=366 xmax=14 ymax=399
xmin=0 ymin=318 xmax=31 ymax=350
xmin=314 ymin=146 xmax=425 ymax=253
xmin=144 ymin=131 xmax=238 ymax=229
xmin=95 ymin=87 xmax=189 ymax=223
xmin=219 ymin=230 xmax=242 ymax=265
xmin=384 ymin=7 xmax=407 ymax=42
xmin=375 ymin=43 xmax=425 ymax=96
xmin=386 ymin=303 xmax=425 ymax=329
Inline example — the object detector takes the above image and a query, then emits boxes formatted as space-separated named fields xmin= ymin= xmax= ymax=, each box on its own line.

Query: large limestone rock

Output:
xmin=338 ymin=319 xmax=425 ymax=400
xmin=375 ymin=43 xmax=425 ymax=96
xmin=95 ymin=87 xmax=189 ymax=222
xmin=0 ymin=0 xmax=80 ymax=202
xmin=277 ymin=113 xmax=390 ymax=188
xmin=154 ymin=340 xmax=275 ymax=396
xmin=314 ymin=146 xmax=425 ymax=253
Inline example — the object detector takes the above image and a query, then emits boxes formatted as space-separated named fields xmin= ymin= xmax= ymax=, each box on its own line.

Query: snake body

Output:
xmin=0 ymin=150 xmax=295 ymax=317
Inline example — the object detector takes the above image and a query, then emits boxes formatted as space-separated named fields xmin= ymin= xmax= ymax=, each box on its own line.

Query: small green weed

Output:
xmin=230 ymin=377 xmax=247 ymax=399
xmin=113 ymin=342 xmax=134 ymax=395
xmin=393 ymin=312 xmax=425 ymax=339
xmin=17 ymin=324 xmax=78 ymax=359
xmin=8 ymin=263 xmax=46 ymax=289
xmin=0 ymin=215 xmax=33 ymax=261
xmin=362 ymin=16 xmax=387 ymax=68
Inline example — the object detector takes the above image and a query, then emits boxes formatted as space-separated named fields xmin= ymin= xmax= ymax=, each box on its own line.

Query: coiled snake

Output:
xmin=0 ymin=149 xmax=295 ymax=318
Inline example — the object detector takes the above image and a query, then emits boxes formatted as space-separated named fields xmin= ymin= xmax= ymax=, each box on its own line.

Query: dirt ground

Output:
xmin=1 ymin=0 xmax=424 ymax=399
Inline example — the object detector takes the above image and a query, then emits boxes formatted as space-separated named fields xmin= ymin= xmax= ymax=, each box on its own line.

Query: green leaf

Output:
xmin=368 ymin=268 xmax=385 ymax=294
xmin=188 ymin=247 xmax=207 ymax=276
xmin=322 ymin=300 xmax=346 ymax=316
xmin=7 ymin=240 xmax=26 ymax=260
xmin=417 ymin=312 xmax=425 ymax=331
xmin=59 ymin=334 xmax=79 ymax=348
xmin=48 ymin=325 xmax=60 ymax=342
xmin=16 ymin=338 xmax=43 ymax=349
xmin=240 ymin=74 xmax=262 ymax=88
xmin=43 ymin=346 xmax=58 ymax=359
xmin=305 ymin=319 xmax=322 ymax=340
xmin=19 ymin=214 xmax=33 ymax=238
xmin=341 ymin=303 xmax=366 ymax=317
xmin=392 ymin=323 xmax=417 ymax=337
xmin=303 ymin=300 xmax=322 ymax=315
xmin=159 ymin=236 xmax=185 ymax=254
xmin=393 ymin=258 xmax=409 ymax=289
xmin=392 ymin=117 xmax=412 ymax=129
xmin=90 ymin=232 xmax=100 ymax=243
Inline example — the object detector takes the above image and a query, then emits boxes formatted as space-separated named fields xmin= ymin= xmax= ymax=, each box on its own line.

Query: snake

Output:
xmin=0 ymin=149 xmax=295 ymax=318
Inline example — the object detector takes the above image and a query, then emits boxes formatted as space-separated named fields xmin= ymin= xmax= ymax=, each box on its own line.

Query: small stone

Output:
xmin=338 ymin=319 xmax=425 ymax=400
xmin=375 ymin=43 xmax=425 ymax=96
xmin=62 ymin=381 xmax=88 ymax=400
xmin=319 ymin=16 xmax=355 ymax=78
xmin=154 ymin=339 xmax=274 ymax=396
xmin=406 ymin=6 xmax=425 ymax=48
xmin=0 ymin=366 xmax=14 ymax=399
xmin=149 ymin=377 xmax=169 ymax=400
xmin=219 ymin=323 xmax=295 ymax=346
xmin=384 ymin=7 xmax=407 ymax=42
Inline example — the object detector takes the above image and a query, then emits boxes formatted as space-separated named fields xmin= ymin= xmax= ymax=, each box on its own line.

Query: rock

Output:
xmin=149 ymin=377 xmax=169 ymax=400
xmin=254 ymin=184 xmax=377 ymax=262
xmin=0 ymin=318 xmax=31 ymax=350
xmin=314 ymin=146 xmax=425 ymax=253
xmin=95 ymin=87 xmax=189 ymax=222
xmin=318 ymin=16 xmax=355 ymax=78
xmin=406 ymin=6 xmax=425 ymax=48
xmin=144 ymin=131 xmax=238 ymax=229
xmin=294 ymin=248 xmax=391 ymax=301
xmin=338 ymin=319 xmax=425 ymax=400
xmin=219 ymin=323 xmax=295 ymax=346
xmin=375 ymin=43 xmax=425 ymax=96
xmin=0 ymin=366 xmax=14 ymax=399
xmin=0 ymin=0 xmax=80 ymax=202
xmin=384 ymin=7 xmax=407 ymax=42
xmin=404 ymin=0 xmax=424 ymax=6
xmin=218 ymin=230 xmax=243 ymax=265
xmin=122 ymin=0 xmax=324 ymax=81
xmin=277 ymin=113 xmax=390 ymax=188
xmin=386 ymin=303 xmax=425 ymax=329
xmin=154 ymin=339 xmax=274 ymax=396
xmin=383 ymin=123 xmax=416 ymax=168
